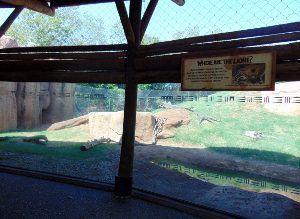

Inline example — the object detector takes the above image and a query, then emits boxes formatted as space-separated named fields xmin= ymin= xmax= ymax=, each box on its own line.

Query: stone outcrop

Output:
xmin=39 ymin=82 xmax=51 ymax=120
xmin=89 ymin=111 xmax=155 ymax=144
xmin=47 ymin=115 xmax=88 ymax=131
xmin=16 ymin=82 xmax=41 ymax=129
xmin=154 ymin=108 xmax=191 ymax=139
xmin=43 ymin=83 xmax=76 ymax=124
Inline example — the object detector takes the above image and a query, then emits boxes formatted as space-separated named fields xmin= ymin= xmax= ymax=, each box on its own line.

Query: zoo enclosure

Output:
xmin=0 ymin=0 xmax=300 ymax=218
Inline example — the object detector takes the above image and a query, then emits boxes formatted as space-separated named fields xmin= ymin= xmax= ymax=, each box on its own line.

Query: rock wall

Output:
xmin=0 ymin=82 xmax=17 ymax=131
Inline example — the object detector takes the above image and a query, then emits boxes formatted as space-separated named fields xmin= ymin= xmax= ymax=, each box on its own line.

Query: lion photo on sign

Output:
xmin=232 ymin=63 xmax=265 ymax=85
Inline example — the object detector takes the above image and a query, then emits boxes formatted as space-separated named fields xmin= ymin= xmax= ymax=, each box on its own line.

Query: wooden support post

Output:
xmin=114 ymin=0 xmax=141 ymax=197
xmin=115 ymin=0 xmax=135 ymax=46
xmin=1 ymin=0 xmax=54 ymax=16
xmin=0 ymin=7 xmax=23 ymax=38
xmin=140 ymin=0 xmax=158 ymax=42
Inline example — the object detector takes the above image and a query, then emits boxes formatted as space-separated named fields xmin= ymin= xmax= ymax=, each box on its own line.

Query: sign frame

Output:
xmin=181 ymin=50 xmax=276 ymax=91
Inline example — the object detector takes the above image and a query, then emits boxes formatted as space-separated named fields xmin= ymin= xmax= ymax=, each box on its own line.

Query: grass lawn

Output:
xmin=168 ymin=91 xmax=300 ymax=168
xmin=0 ymin=125 xmax=119 ymax=160
xmin=0 ymin=91 xmax=299 ymax=168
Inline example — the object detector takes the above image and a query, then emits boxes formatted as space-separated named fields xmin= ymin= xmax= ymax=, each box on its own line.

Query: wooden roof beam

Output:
xmin=1 ymin=0 xmax=55 ymax=16
xmin=0 ymin=6 xmax=23 ymax=38
xmin=115 ymin=0 xmax=135 ymax=46
xmin=0 ymin=2 xmax=14 ymax=7
xmin=140 ymin=0 xmax=158 ymax=42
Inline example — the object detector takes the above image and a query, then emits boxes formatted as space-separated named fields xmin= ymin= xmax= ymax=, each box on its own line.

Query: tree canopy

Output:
xmin=7 ymin=8 xmax=105 ymax=46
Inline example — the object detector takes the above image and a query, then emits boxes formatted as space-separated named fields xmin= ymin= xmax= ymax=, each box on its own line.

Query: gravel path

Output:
xmin=0 ymin=151 xmax=120 ymax=183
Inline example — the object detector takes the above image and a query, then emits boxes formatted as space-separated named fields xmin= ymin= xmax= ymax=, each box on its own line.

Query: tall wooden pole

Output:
xmin=114 ymin=0 xmax=142 ymax=197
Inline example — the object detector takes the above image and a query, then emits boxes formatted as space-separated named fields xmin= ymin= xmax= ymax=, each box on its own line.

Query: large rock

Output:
xmin=43 ymin=83 xmax=76 ymax=124
xmin=154 ymin=108 xmax=191 ymax=139
xmin=0 ymin=82 xmax=17 ymax=131
xmin=89 ymin=111 xmax=155 ymax=144
xmin=47 ymin=115 xmax=89 ymax=131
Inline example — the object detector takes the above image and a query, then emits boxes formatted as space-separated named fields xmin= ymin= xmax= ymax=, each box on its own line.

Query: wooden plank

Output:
xmin=115 ymin=0 xmax=135 ymax=46
xmin=140 ymin=0 xmax=158 ymax=41
xmin=144 ymin=21 xmax=300 ymax=50
xmin=1 ymin=43 xmax=297 ymax=68
xmin=135 ymin=42 xmax=300 ymax=71
xmin=0 ymin=7 xmax=23 ymax=38
xmin=136 ymin=70 xmax=180 ymax=83
xmin=276 ymin=62 xmax=300 ymax=81
xmin=0 ymin=44 xmax=127 ymax=53
xmin=138 ymin=32 xmax=300 ymax=57
xmin=0 ymin=62 xmax=298 ymax=83
xmin=0 ymin=59 xmax=125 ymax=72
xmin=135 ymin=62 xmax=300 ymax=83
xmin=0 ymin=70 xmax=125 ymax=83
xmin=1 ymin=0 xmax=54 ymax=16
xmin=0 ymin=51 xmax=126 ymax=60
xmin=274 ymin=42 xmax=300 ymax=61
xmin=0 ymin=3 xmax=15 ymax=7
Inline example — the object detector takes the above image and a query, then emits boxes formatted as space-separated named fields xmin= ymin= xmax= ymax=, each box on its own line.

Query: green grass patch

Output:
xmin=164 ymin=91 xmax=300 ymax=167
xmin=0 ymin=125 xmax=119 ymax=160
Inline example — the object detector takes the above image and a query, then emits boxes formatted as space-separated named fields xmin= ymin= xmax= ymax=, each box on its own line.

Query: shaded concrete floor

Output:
xmin=0 ymin=172 xmax=199 ymax=219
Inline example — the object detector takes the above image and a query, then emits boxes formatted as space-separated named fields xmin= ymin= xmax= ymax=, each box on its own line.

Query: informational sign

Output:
xmin=181 ymin=51 xmax=276 ymax=91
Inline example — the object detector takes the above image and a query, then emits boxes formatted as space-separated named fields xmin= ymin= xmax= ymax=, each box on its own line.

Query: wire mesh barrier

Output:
xmin=144 ymin=0 xmax=300 ymax=42
xmin=75 ymin=84 xmax=214 ymax=115
xmin=0 ymin=81 xmax=300 ymax=218
xmin=1 ymin=0 xmax=299 ymax=46
xmin=1 ymin=1 xmax=300 ymax=218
